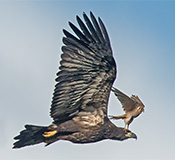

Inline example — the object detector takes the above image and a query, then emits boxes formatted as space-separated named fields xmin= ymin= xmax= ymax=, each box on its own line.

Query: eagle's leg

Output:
xmin=43 ymin=130 xmax=57 ymax=138
xmin=42 ymin=123 xmax=58 ymax=138
xmin=123 ymin=123 xmax=127 ymax=132
xmin=123 ymin=121 xmax=129 ymax=132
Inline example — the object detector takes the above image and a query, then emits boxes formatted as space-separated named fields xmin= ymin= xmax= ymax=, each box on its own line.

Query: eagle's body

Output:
xmin=13 ymin=12 xmax=137 ymax=149
xmin=48 ymin=118 xmax=135 ymax=144
xmin=14 ymin=118 xmax=136 ymax=148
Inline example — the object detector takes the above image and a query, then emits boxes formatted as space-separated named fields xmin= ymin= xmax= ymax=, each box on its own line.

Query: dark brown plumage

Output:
xmin=13 ymin=12 xmax=137 ymax=149
xmin=111 ymin=87 xmax=145 ymax=130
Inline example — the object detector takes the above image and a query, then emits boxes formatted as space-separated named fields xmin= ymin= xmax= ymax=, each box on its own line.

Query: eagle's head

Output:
xmin=110 ymin=127 xmax=137 ymax=141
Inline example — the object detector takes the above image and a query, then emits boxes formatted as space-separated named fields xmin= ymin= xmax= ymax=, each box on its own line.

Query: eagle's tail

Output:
xmin=13 ymin=124 xmax=47 ymax=149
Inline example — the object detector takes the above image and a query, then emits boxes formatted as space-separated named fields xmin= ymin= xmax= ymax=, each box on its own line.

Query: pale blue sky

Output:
xmin=0 ymin=1 xmax=175 ymax=160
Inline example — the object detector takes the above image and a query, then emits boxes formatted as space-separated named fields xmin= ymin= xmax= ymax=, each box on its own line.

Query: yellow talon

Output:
xmin=43 ymin=130 xmax=57 ymax=138
xmin=123 ymin=128 xmax=128 ymax=132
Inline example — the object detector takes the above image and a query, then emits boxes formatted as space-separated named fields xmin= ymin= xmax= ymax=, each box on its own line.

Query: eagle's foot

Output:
xmin=43 ymin=130 xmax=57 ymax=138
xmin=123 ymin=128 xmax=128 ymax=132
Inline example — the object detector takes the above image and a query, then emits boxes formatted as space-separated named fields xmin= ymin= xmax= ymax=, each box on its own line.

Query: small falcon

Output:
xmin=111 ymin=87 xmax=145 ymax=131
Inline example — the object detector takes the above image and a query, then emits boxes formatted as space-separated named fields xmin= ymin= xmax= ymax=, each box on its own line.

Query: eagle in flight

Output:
xmin=13 ymin=12 xmax=137 ymax=149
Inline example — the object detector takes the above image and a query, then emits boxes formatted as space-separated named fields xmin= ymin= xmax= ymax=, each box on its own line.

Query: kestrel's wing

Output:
xmin=50 ymin=12 xmax=117 ymax=123
xmin=112 ymin=87 xmax=137 ymax=113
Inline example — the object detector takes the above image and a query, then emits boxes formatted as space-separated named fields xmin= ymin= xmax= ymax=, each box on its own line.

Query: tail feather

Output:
xmin=13 ymin=124 xmax=47 ymax=149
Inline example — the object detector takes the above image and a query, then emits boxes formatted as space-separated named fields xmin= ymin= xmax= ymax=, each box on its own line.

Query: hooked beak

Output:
xmin=132 ymin=133 xmax=137 ymax=140
xmin=125 ymin=132 xmax=137 ymax=140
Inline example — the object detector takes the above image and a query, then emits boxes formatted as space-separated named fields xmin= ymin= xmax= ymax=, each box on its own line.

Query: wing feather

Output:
xmin=90 ymin=12 xmax=105 ymax=44
xmin=83 ymin=12 xmax=100 ymax=43
xmin=50 ymin=12 xmax=116 ymax=123
xmin=98 ymin=17 xmax=112 ymax=54
xmin=112 ymin=87 xmax=137 ymax=113
xmin=76 ymin=15 xmax=93 ymax=42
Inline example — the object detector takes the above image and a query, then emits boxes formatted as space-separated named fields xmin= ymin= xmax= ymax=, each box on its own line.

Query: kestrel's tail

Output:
xmin=13 ymin=124 xmax=47 ymax=149
xmin=110 ymin=114 xmax=126 ymax=120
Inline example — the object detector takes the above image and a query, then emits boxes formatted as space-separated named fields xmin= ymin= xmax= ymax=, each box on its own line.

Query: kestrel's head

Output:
xmin=131 ymin=95 xmax=145 ymax=112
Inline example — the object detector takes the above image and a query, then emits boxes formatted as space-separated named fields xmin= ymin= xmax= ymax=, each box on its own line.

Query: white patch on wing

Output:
xmin=73 ymin=108 xmax=105 ymax=126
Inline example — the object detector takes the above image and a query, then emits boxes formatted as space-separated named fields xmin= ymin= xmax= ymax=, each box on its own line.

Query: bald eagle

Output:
xmin=13 ymin=12 xmax=137 ymax=149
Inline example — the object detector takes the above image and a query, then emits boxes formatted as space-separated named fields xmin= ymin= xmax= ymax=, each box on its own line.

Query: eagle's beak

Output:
xmin=132 ymin=133 xmax=137 ymax=140
xmin=125 ymin=132 xmax=137 ymax=140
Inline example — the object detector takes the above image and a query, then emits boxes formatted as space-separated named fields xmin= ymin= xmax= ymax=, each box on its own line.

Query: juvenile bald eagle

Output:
xmin=13 ymin=12 xmax=137 ymax=149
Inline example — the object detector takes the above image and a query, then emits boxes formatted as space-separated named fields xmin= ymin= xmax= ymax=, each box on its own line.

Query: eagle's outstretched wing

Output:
xmin=112 ymin=87 xmax=137 ymax=113
xmin=50 ymin=12 xmax=117 ymax=123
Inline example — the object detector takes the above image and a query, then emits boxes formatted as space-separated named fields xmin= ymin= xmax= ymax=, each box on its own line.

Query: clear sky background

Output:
xmin=0 ymin=1 xmax=175 ymax=160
